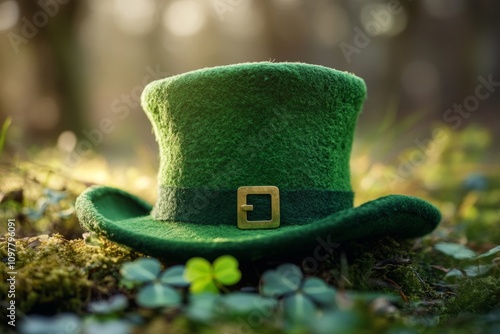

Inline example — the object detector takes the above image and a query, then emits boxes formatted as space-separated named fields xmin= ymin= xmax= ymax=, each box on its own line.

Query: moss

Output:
xmin=445 ymin=277 xmax=500 ymax=315
xmin=308 ymin=236 xmax=446 ymax=308
xmin=0 ymin=234 xmax=142 ymax=317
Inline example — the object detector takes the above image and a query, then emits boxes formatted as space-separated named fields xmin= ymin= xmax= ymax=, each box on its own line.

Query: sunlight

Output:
xmin=360 ymin=3 xmax=407 ymax=37
xmin=0 ymin=0 xmax=19 ymax=31
xmin=163 ymin=0 xmax=207 ymax=37
xmin=113 ymin=0 xmax=156 ymax=36
xmin=57 ymin=131 xmax=77 ymax=153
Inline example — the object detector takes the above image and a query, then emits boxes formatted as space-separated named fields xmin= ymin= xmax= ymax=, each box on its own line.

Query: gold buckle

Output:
xmin=237 ymin=186 xmax=280 ymax=229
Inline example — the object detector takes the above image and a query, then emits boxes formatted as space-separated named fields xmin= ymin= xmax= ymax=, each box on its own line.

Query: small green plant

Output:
xmin=88 ymin=294 xmax=128 ymax=315
xmin=185 ymin=292 xmax=278 ymax=324
xmin=86 ymin=295 xmax=133 ymax=334
xmin=260 ymin=263 xmax=337 ymax=325
xmin=184 ymin=255 xmax=242 ymax=294
xmin=434 ymin=242 xmax=500 ymax=280
xmin=120 ymin=258 xmax=188 ymax=308
xmin=0 ymin=116 xmax=12 ymax=156
xmin=22 ymin=188 xmax=74 ymax=222
xmin=19 ymin=313 xmax=82 ymax=334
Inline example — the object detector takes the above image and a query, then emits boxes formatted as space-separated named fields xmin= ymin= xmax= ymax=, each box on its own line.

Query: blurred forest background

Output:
xmin=0 ymin=0 xmax=498 ymax=201
xmin=1 ymin=2 xmax=500 ymax=331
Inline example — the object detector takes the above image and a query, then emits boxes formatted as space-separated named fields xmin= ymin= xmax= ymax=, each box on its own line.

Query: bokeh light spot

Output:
xmin=0 ymin=1 xmax=20 ymax=31
xmin=57 ymin=131 xmax=77 ymax=153
xmin=163 ymin=0 xmax=206 ymax=37
xmin=360 ymin=4 xmax=398 ymax=37
xmin=113 ymin=0 xmax=156 ymax=36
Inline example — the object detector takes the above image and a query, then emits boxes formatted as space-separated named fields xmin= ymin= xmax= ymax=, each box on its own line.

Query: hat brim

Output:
xmin=76 ymin=186 xmax=441 ymax=261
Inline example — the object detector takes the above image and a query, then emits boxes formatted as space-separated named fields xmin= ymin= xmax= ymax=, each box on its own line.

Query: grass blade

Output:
xmin=0 ymin=117 xmax=12 ymax=155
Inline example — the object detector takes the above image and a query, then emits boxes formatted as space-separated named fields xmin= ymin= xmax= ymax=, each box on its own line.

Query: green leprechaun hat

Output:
xmin=75 ymin=62 xmax=441 ymax=260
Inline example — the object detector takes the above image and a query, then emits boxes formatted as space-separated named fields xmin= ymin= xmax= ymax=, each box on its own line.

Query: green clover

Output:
xmin=260 ymin=263 xmax=337 ymax=325
xmin=87 ymin=294 xmax=128 ymax=315
xmin=120 ymin=258 xmax=189 ymax=308
xmin=184 ymin=255 xmax=241 ymax=294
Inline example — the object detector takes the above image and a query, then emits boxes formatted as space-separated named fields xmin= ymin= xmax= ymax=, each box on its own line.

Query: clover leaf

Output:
xmin=160 ymin=264 xmax=190 ymax=287
xmin=261 ymin=263 xmax=302 ymax=297
xmin=260 ymin=263 xmax=337 ymax=326
xmin=120 ymin=258 xmax=161 ymax=283
xmin=85 ymin=319 xmax=132 ymax=334
xmin=283 ymin=292 xmax=316 ymax=324
xmin=23 ymin=198 xmax=49 ymax=222
xmin=445 ymin=264 xmax=492 ymax=280
xmin=185 ymin=292 xmax=278 ymax=324
xmin=119 ymin=258 xmax=188 ymax=309
xmin=463 ymin=173 xmax=487 ymax=191
xmin=137 ymin=282 xmax=182 ymax=308
xmin=185 ymin=293 xmax=221 ymax=322
xmin=19 ymin=313 xmax=82 ymax=334
xmin=311 ymin=309 xmax=361 ymax=334
xmin=43 ymin=188 xmax=68 ymax=204
xmin=220 ymin=292 xmax=278 ymax=316
xmin=88 ymin=294 xmax=128 ymax=314
xmin=185 ymin=255 xmax=241 ymax=294
xmin=434 ymin=242 xmax=477 ymax=260
xmin=435 ymin=243 xmax=500 ymax=262
xmin=301 ymin=277 xmax=336 ymax=306
xmin=475 ymin=245 xmax=500 ymax=259
xmin=21 ymin=188 xmax=72 ymax=223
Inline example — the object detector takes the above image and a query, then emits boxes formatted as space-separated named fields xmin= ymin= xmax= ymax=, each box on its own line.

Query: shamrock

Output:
xmin=88 ymin=294 xmax=128 ymax=314
xmin=43 ymin=188 xmax=68 ymax=204
xmin=23 ymin=198 xmax=49 ymax=221
xmin=120 ymin=258 xmax=189 ymax=308
xmin=185 ymin=292 xmax=278 ymax=324
xmin=260 ymin=263 xmax=337 ymax=325
xmin=22 ymin=188 xmax=73 ymax=222
xmin=184 ymin=255 xmax=241 ymax=294
xmin=19 ymin=313 xmax=82 ymax=334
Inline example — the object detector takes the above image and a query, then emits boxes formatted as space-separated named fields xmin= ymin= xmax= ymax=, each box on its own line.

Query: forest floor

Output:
xmin=0 ymin=123 xmax=499 ymax=334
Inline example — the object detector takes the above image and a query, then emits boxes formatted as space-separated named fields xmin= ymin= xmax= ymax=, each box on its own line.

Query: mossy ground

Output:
xmin=0 ymin=124 xmax=499 ymax=333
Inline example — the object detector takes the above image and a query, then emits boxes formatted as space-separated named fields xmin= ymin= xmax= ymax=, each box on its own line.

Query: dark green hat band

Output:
xmin=152 ymin=187 xmax=354 ymax=226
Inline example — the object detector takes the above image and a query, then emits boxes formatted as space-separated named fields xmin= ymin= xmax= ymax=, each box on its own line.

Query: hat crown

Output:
xmin=142 ymin=62 xmax=366 ymax=189
xmin=141 ymin=62 xmax=366 ymax=223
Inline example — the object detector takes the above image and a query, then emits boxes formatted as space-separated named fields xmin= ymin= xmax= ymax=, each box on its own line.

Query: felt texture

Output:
xmin=141 ymin=62 xmax=366 ymax=219
xmin=152 ymin=187 xmax=354 ymax=224
xmin=76 ymin=185 xmax=441 ymax=261
xmin=75 ymin=62 xmax=442 ymax=260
